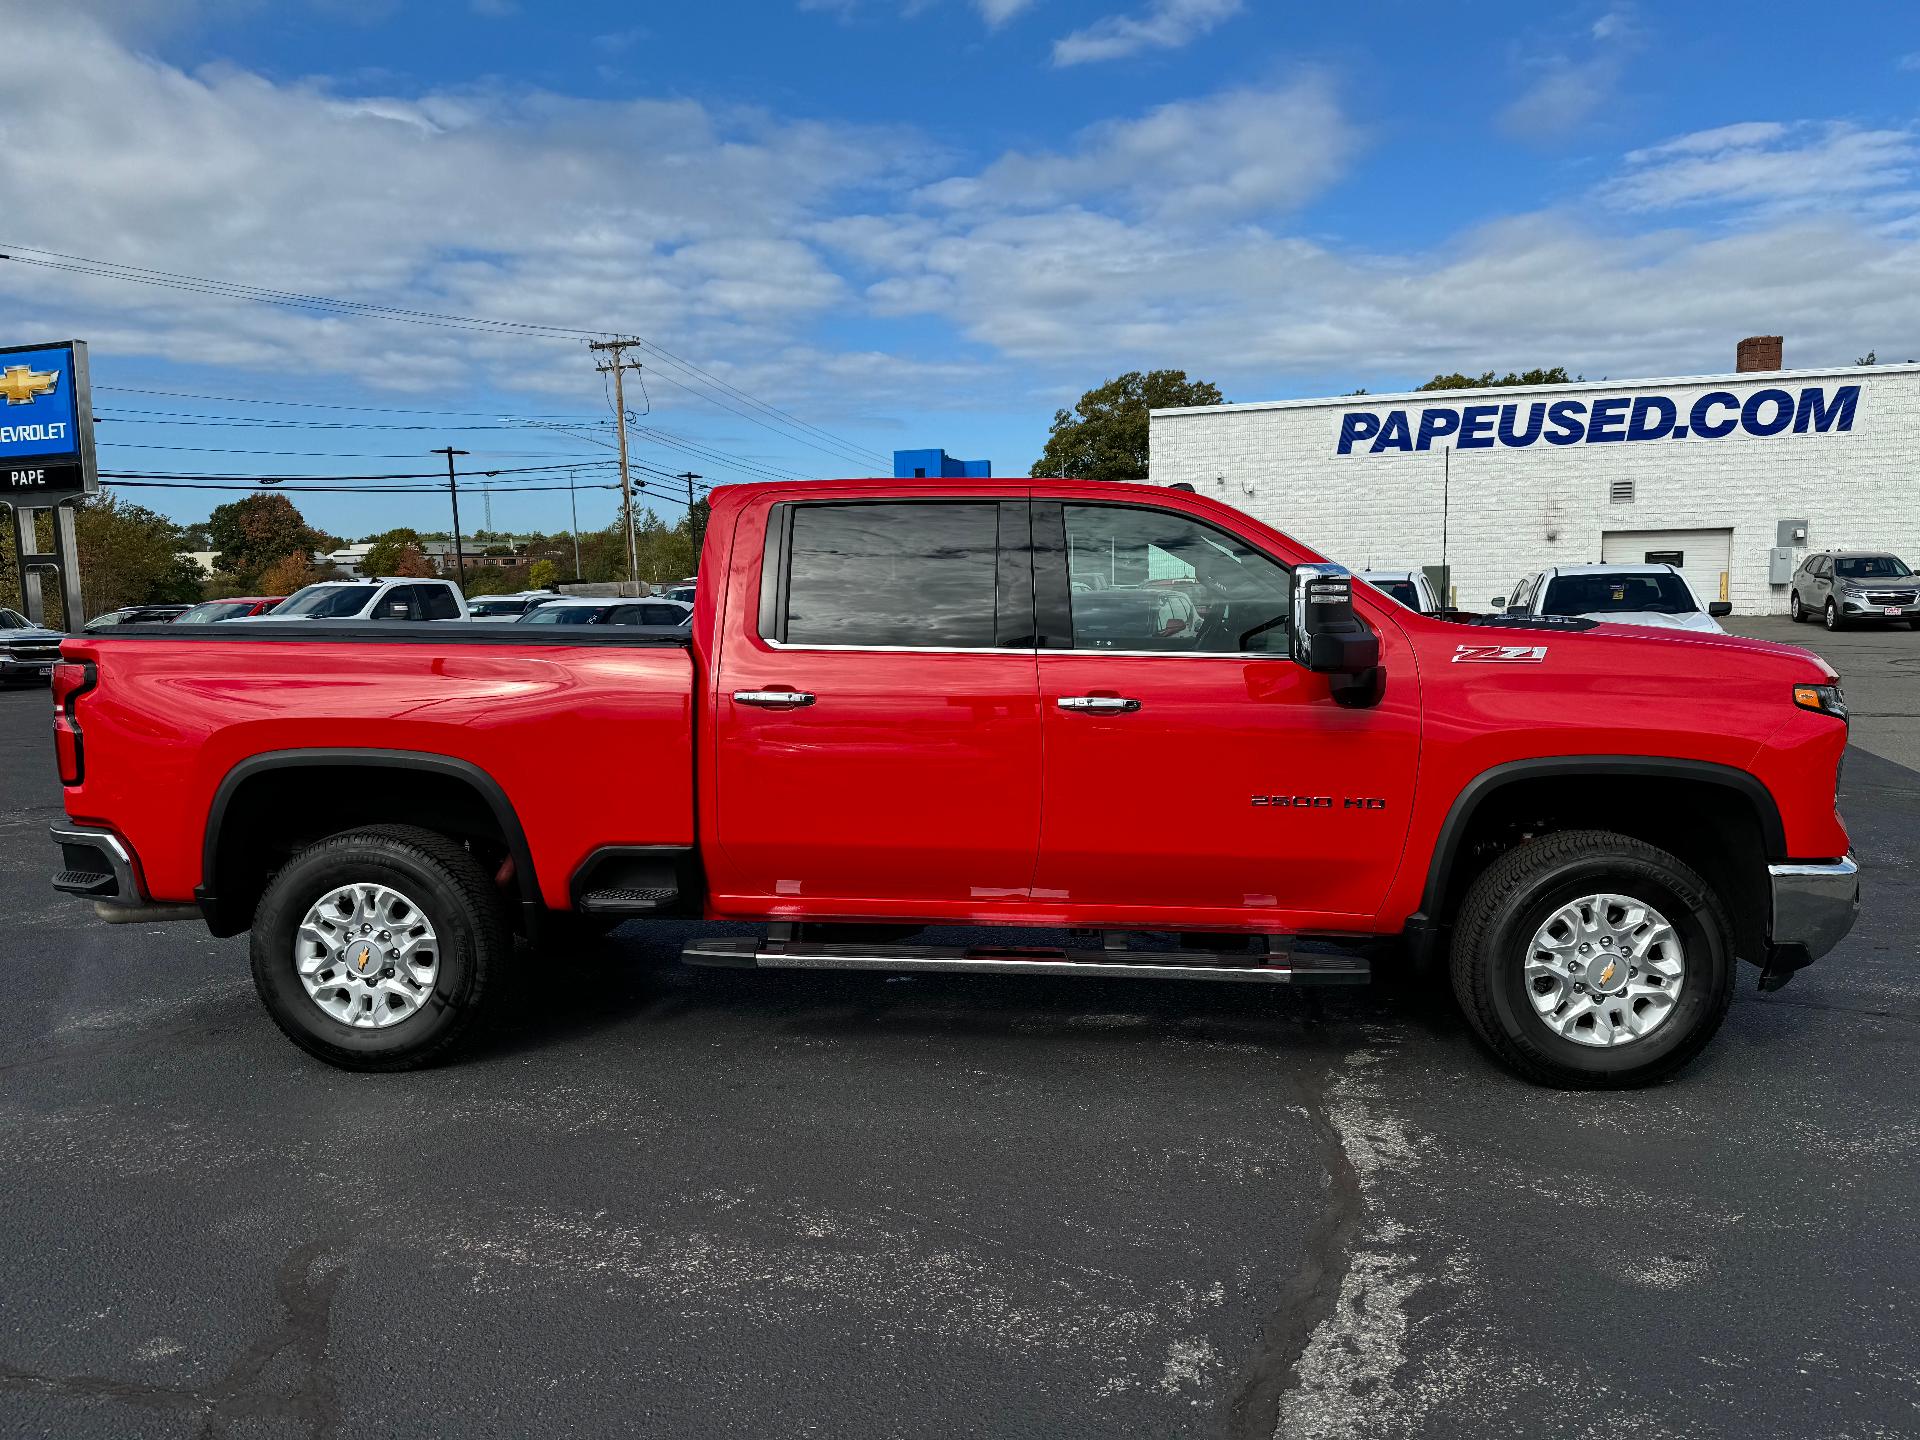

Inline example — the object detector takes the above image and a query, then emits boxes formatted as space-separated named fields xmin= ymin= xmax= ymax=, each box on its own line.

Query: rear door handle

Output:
xmin=1056 ymin=695 xmax=1141 ymax=714
xmin=733 ymin=689 xmax=816 ymax=709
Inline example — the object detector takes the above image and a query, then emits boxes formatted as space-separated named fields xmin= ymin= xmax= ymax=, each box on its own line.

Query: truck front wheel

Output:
xmin=250 ymin=825 xmax=510 ymax=1071
xmin=1449 ymin=830 xmax=1734 ymax=1088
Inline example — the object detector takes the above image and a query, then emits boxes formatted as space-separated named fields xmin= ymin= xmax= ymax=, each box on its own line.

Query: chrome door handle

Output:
xmin=734 ymin=690 xmax=815 ymax=709
xmin=1056 ymin=695 xmax=1141 ymax=714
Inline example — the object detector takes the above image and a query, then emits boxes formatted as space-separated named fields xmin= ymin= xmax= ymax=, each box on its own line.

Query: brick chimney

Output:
xmin=1737 ymin=335 xmax=1783 ymax=372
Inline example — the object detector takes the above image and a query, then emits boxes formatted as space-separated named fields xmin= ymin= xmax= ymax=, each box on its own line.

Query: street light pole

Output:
xmin=431 ymin=446 xmax=470 ymax=584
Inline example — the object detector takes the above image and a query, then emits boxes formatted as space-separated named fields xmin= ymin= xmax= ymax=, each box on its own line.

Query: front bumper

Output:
xmin=1762 ymin=855 xmax=1860 ymax=990
xmin=0 ymin=653 xmax=59 ymax=681
xmin=1839 ymin=595 xmax=1920 ymax=621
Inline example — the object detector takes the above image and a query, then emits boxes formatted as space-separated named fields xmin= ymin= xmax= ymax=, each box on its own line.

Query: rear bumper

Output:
xmin=1762 ymin=855 xmax=1860 ymax=990
xmin=51 ymin=824 xmax=144 ymax=903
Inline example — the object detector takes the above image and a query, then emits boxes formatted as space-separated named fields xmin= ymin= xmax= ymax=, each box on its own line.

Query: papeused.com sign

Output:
xmin=1334 ymin=383 xmax=1860 ymax=457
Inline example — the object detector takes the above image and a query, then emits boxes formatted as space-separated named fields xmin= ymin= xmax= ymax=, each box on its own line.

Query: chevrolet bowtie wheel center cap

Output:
xmin=295 ymin=883 xmax=439 ymax=1029
xmin=1523 ymin=893 xmax=1687 ymax=1048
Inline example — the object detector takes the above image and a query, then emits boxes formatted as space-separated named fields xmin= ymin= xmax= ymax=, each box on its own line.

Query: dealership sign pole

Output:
xmin=1 ymin=339 xmax=96 ymax=627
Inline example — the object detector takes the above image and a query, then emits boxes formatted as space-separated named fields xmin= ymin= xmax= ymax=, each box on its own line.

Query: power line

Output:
xmin=2 ymin=243 xmax=891 ymax=469
xmin=95 ymin=384 xmax=607 ymax=422
xmin=100 ymin=460 xmax=617 ymax=482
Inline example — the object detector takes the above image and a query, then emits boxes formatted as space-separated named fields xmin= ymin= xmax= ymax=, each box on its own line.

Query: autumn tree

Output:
xmin=207 ymin=494 xmax=324 ymax=589
xmin=1031 ymin=370 xmax=1224 ymax=480
xmin=256 ymin=553 xmax=319 ymax=597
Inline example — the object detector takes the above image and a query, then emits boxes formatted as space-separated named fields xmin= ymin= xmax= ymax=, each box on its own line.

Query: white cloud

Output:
xmin=975 ymin=0 xmax=1036 ymax=25
xmin=1614 ymin=121 xmax=1917 ymax=213
xmin=0 ymin=9 xmax=934 ymax=415
xmin=915 ymin=78 xmax=1357 ymax=222
xmin=1499 ymin=7 xmax=1639 ymax=141
xmin=1051 ymin=0 xmax=1242 ymax=67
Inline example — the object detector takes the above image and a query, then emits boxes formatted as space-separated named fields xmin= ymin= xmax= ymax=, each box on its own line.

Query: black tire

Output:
xmin=1788 ymin=591 xmax=1804 ymax=623
xmin=1824 ymin=599 xmax=1842 ymax=631
xmin=1449 ymin=830 xmax=1735 ymax=1089
xmin=250 ymin=824 xmax=511 ymax=1071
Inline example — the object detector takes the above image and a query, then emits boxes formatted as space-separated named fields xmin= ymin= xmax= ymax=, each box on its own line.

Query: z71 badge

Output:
xmin=1452 ymin=643 xmax=1548 ymax=664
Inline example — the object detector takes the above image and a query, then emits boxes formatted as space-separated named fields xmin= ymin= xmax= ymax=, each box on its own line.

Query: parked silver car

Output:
xmin=1788 ymin=550 xmax=1919 ymax=630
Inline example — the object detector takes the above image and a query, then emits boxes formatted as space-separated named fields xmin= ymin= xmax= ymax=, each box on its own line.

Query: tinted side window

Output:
xmin=375 ymin=586 xmax=417 ymax=620
xmin=784 ymin=502 xmax=999 ymax=648
xmin=1061 ymin=505 xmax=1291 ymax=653
xmin=420 ymin=585 xmax=460 ymax=620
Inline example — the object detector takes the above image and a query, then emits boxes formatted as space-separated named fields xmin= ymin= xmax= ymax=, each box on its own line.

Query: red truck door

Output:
xmin=1029 ymin=499 xmax=1420 ymax=929
xmin=711 ymin=496 xmax=1042 ymax=914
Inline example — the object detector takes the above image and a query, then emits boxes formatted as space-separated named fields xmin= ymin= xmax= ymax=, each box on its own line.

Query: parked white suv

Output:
xmin=1495 ymin=564 xmax=1731 ymax=634
xmin=242 ymin=577 xmax=469 ymax=622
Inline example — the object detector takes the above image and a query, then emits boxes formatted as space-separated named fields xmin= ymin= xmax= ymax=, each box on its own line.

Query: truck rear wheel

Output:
xmin=249 ymin=824 xmax=510 ymax=1071
xmin=1448 ymin=830 xmax=1734 ymax=1088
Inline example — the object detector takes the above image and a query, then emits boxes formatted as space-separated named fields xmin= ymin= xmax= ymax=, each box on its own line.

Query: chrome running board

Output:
xmin=680 ymin=934 xmax=1369 ymax=986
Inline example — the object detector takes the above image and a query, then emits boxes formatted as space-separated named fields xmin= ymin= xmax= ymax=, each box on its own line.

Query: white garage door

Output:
xmin=1601 ymin=528 xmax=1733 ymax=606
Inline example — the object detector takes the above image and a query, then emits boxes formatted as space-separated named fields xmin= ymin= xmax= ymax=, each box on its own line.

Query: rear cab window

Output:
xmin=763 ymin=500 xmax=1025 ymax=650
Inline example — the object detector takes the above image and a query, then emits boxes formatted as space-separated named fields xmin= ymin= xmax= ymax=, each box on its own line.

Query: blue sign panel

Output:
xmin=1335 ymin=384 xmax=1861 ymax=457
xmin=0 ymin=340 xmax=96 ymax=499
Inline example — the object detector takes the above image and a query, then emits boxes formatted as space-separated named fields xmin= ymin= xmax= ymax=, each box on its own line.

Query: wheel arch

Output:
xmin=199 ymin=749 xmax=539 ymax=937
xmin=1412 ymin=756 xmax=1783 ymax=965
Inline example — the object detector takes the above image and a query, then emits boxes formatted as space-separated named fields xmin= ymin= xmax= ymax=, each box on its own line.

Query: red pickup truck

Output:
xmin=49 ymin=478 xmax=1858 ymax=1087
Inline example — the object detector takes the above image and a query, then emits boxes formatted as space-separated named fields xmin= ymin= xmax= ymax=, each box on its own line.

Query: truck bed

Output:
xmin=59 ymin=622 xmax=696 ymax=911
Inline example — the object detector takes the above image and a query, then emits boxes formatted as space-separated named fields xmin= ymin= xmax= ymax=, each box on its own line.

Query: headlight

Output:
xmin=1794 ymin=683 xmax=1849 ymax=722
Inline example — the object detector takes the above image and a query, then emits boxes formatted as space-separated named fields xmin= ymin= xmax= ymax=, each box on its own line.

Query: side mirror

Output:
xmin=1490 ymin=596 xmax=1507 ymax=610
xmin=1708 ymin=601 xmax=1732 ymax=617
xmin=1291 ymin=564 xmax=1385 ymax=708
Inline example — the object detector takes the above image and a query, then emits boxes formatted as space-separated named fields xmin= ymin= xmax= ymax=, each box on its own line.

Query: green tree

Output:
xmin=1031 ymin=370 xmax=1224 ymax=480
xmin=458 ymin=568 xmax=519 ymax=598
xmin=361 ymin=528 xmax=434 ymax=577
xmin=74 ymin=495 xmax=204 ymax=619
xmin=1416 ymin=367 xmax=1575 ymax=391
xmin=206 ymin=493 xmax=324 ymax=588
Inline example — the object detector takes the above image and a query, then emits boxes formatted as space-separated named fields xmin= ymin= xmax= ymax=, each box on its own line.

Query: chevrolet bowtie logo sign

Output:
xmin=0 ymin=364 xmax=58 ymax=406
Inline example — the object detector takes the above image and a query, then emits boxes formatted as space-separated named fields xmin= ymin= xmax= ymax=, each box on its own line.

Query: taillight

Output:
xmin=52 ymin=659 xmax=94 ymax=786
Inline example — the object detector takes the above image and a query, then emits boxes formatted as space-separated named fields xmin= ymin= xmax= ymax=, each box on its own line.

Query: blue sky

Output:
xmin=4 ymin=0 xmax=1918 ymax=538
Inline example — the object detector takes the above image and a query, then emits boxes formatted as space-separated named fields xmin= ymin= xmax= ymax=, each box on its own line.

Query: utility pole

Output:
xmin=588 ymin=338 xmax=643 ymax=587
xmin=431 ymin=446 xmax=470 ymax=584
xmin=567 ymin=469 xmax=582 ymax=580
xmin=678 ymin=472 xmax=704 ymax=567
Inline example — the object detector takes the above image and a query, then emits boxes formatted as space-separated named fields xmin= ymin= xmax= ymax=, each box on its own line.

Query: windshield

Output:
xmin=274 ymin=585 xmax=376 ymax=618
xmin=468 ymin=598 xmax=530 ymax=617
xmin=1542 ymin=573 xmax=1697 ymax=616
xmin=1835 ymin=556 xmax=1913 ymax=580
xmin=520 ymin=604 xmax=608 ymax=624
xmin=177 ymin=601 xmax=256 ymax=623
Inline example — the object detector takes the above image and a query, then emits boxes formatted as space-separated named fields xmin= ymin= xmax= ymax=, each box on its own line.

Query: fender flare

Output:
xmin=197 ymin=748 xmax=539 ymax=933
xmin=1411 ymin=755 xmax=1786 ymax=926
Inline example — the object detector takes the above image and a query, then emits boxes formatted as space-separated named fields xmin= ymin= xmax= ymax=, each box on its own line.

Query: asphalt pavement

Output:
xmin=2 ymin=622 xmax=1916 ymax=1439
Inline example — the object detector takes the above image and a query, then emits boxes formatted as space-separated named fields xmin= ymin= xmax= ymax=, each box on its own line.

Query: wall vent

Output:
xmin=1609 ymin=479 xmax=1635 ymax=505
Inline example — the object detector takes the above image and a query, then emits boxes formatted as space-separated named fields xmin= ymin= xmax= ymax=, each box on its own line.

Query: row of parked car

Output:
xmin=88 ymin=576 xmax=698 ymax=629
xmin=0 ymin=577 xmax=698 ymax=686
xmin=1361 ymin=548 xmax=1917 ymax=634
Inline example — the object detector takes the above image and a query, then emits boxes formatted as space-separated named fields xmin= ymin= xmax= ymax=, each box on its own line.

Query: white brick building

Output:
xmin=1149 ymin=350 xmax=1920 ymax=616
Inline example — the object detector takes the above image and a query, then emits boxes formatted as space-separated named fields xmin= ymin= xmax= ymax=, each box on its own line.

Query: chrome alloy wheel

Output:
xmin=295 ymin=883 xmax=440 ymax=1028
xmin=1524 ymin=893 xmax=1686 ymax=1048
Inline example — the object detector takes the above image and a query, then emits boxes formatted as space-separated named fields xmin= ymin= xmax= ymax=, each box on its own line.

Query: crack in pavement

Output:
xmin=0 ymin=1241 xmax=345 ymax=1438
xmin=1227 ymin=1046 xmax=1364 ymax=1440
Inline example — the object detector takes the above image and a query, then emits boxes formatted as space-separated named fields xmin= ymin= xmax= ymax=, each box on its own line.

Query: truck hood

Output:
xmin=1568 ymin=609 xmax=1725 ymax=634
